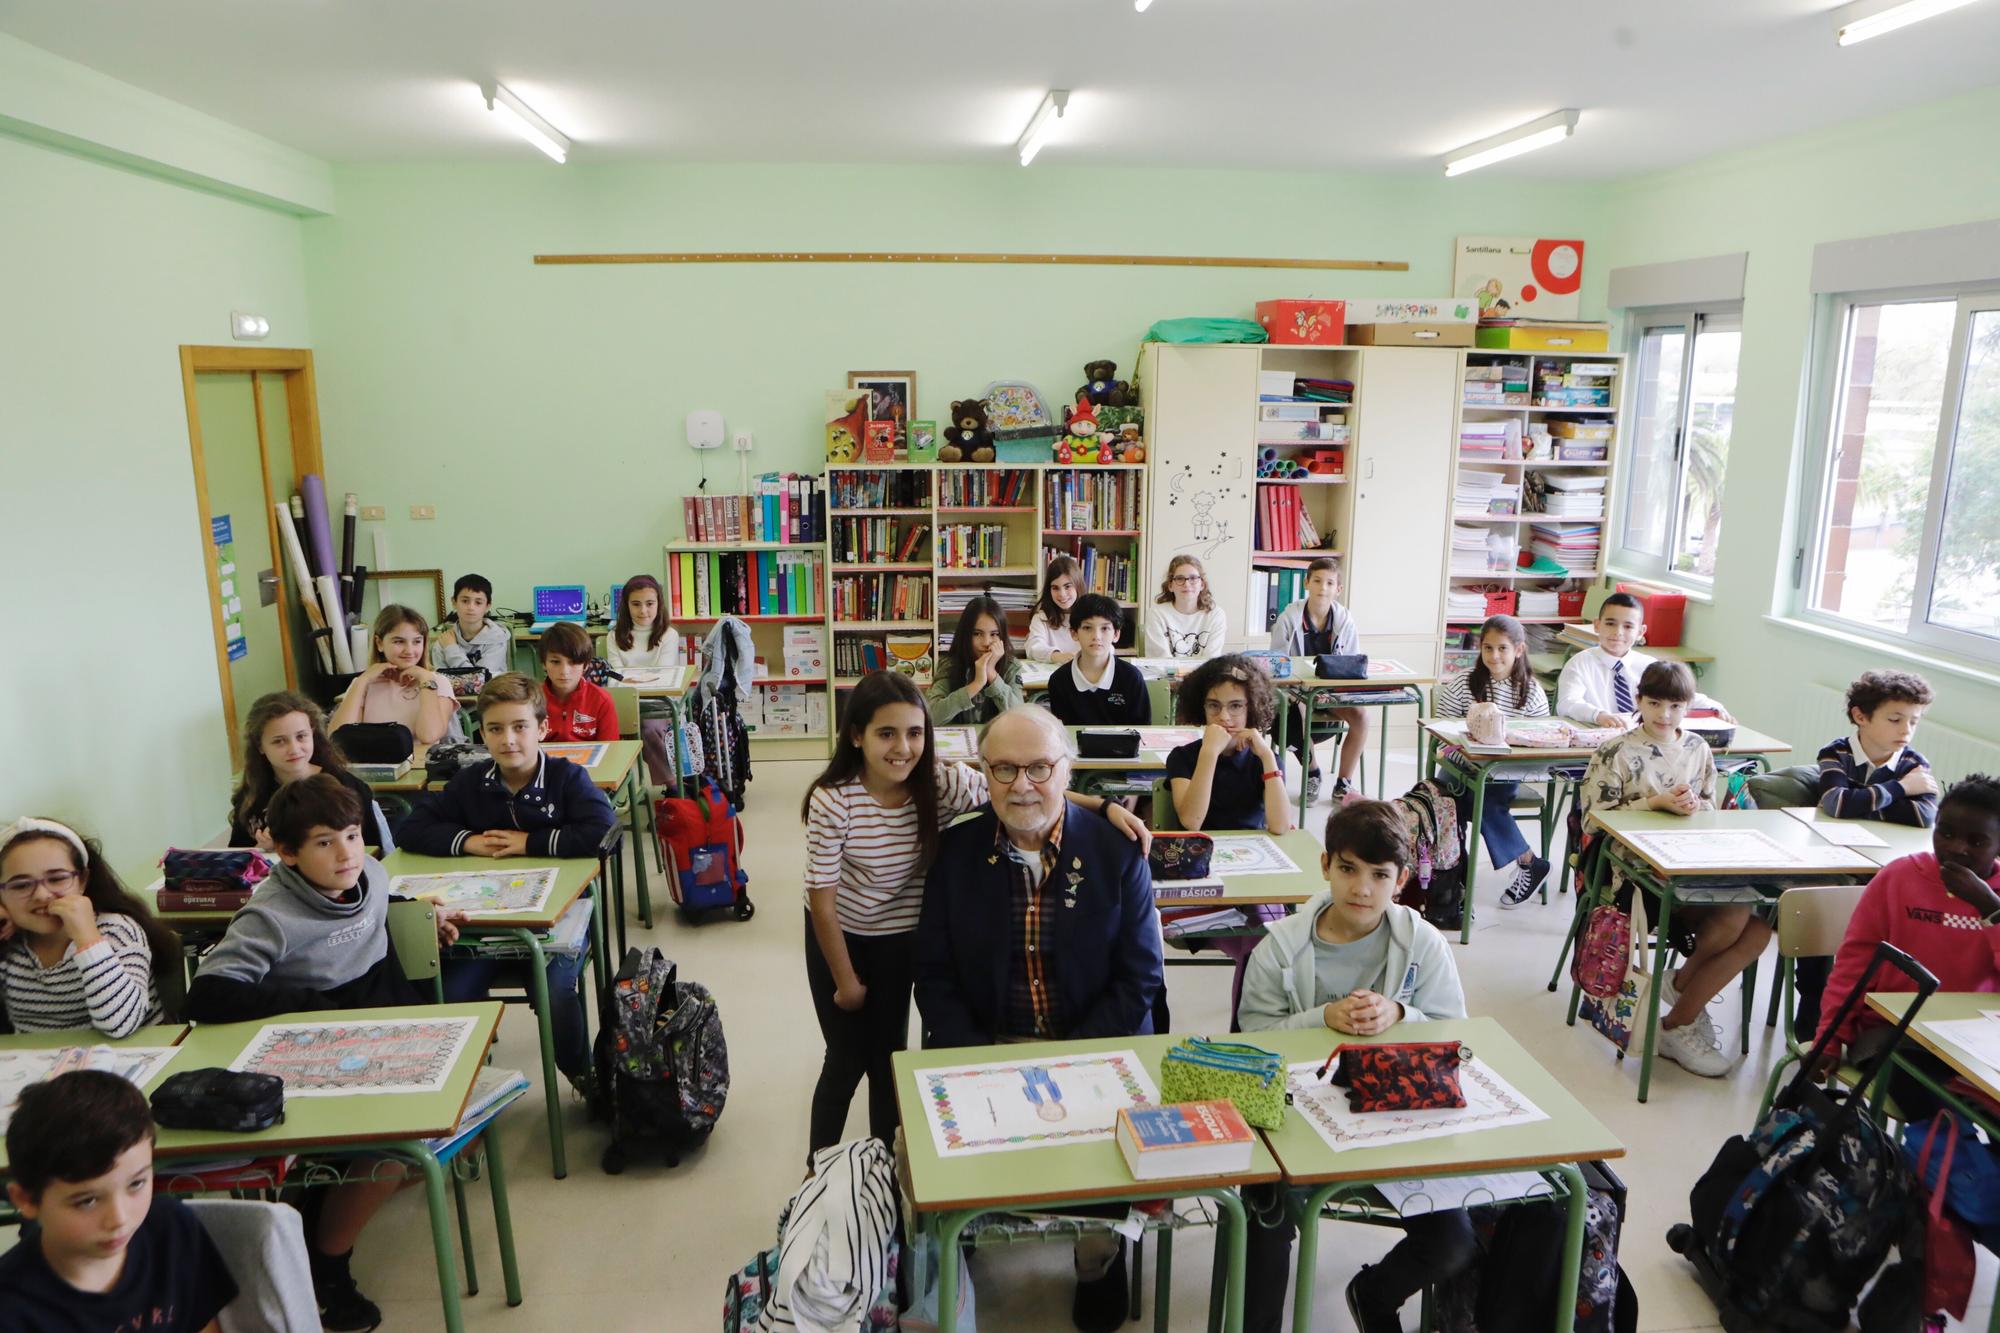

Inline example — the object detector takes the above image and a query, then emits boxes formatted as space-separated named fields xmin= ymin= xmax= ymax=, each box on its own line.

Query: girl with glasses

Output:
xmin=0 ymin=818 xmax=173 ymax=1035
xmin=1145 ymin=554 xmax=1227 ymax=659
xmin=1166 ymin=655 xmax=1292 ymax=834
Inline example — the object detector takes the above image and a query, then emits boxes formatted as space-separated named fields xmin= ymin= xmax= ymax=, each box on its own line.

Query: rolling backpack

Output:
xmin=1666 ymin=942 xmax=1939 ymax=1333
xmin=655 ymin=775 xmax=754 ymax=922
xmin=592 ymin=946 xmax=730 ymax=1173
xmin=1391 ymin=780 xmax=1466 ymax=931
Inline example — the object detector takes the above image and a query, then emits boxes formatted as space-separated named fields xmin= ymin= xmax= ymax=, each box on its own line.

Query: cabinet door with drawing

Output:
xmin=1347 ymin=347 xmax=1453 ymax=662
xmin=1140 ymin=344 xmax=1259 ymax=644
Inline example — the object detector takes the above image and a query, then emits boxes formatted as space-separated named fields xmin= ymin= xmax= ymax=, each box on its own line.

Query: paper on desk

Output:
xmin=1780 ymin=807 xmax=1887 ymax=846
xmin=1375 ymin=1172 xmax=1556 ymax=1216
xmin=1627 ymin=828 xmax=1873 ymax=871
xmin=1209 ymin=835 xmax=1300 ymax=876
xmin=1287 ymin=1057 xmax=1548 ymax=1153
xmin=933 ymin=727 xmax=976 ymax=762
xmin=1920 ymin=1015 xmax=2000 ymax=1073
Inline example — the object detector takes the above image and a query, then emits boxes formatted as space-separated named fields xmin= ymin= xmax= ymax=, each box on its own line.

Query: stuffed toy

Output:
xmin=1055 ymin=438 xmax=1073 ymax=464
xmin=1114 ymin=437 xmax=1147 ymax=464
xmin=941 ymin=398 xmax=994 ymax=464
xmin=1064 ymin=404 xmax=1102 ymax=464
xmin=1079 ymin=360 xmax=1135 ymax=409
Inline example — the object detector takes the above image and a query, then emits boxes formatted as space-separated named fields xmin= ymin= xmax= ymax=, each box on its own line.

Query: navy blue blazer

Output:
xmin=915 ymin=803 xmax=1164 ymax=1050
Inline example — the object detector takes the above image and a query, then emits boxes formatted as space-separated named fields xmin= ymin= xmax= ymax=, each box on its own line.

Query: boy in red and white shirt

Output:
xmin=537 ymin=622 xmax=620 ymax=743
xmin=1817 ymin=773 xmax=2000 ymax=1114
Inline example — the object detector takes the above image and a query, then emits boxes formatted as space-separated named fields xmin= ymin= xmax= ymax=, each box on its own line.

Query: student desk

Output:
xmin=380 ymin=851 xmax=603 ymax=1179
xmin=1155 ymin=830 xmax=1325 ymax=910
xmin=0 ymin=1024 xmax=190 ymax=1175
xmin=1570 ymin=809 xmax=1879 ymax=1102
xmin=1421 ymin=719 xmax=1792 ymax=944
xmin=164 ymin=1002 xmax=513 ymax=1333
xmin=1779 ymin=806 xmax=1934 ymax=867
xmin=384 ymin=739 xmax=656 ymax=945
xmin=894 ymin=1033 xmax=1281 ymax=1333
xmin=1253 ymin=1019 xmax=1624 ymax=1333
xmin=1555 ymin=624 xmax=1715 ymax=674
xmin=1264 ymin=659 xmax=1434 ymax=824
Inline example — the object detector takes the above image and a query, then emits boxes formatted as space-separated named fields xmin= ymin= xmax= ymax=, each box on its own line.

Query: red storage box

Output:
xmin=1483 ymin=589 xmax=1519 ymax=616
xmin=1557 ymin=588 xmax=1587 ymax=616
xmin=1616 ymin=584 xmax=1686 ymax=646
xmin=1256 ymin=299 xmax=1346 ymax=345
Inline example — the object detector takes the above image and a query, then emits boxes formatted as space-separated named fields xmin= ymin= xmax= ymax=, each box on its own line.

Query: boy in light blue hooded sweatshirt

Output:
xmin=1236 ymin=800 xmax=1473 ymax=1333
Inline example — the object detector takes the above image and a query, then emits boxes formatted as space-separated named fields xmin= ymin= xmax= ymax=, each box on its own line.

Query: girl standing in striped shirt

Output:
xmin=1435 ymin=616 xmax=1554 ymax=909
xmin=801 ymin=673 xmax=1147 ymax=1154
xmin=0 ymin=818 xmax=173 ymax=1036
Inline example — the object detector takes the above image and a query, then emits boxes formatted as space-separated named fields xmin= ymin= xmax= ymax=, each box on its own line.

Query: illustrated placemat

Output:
xmin=919 ymin=1049 xmax=1159 ymax=1157
xmin=1211 ymin=835 xmax=1300 ymax=876
xmin=1286 ymin=1055 xmax=1548 ymax=1153
xmin=391 ymin=866 xmax=557 ymax=916
xmin=230 ymin=1017 xmax=479 ymax=1096
xmin=542 ymin=742 xmax=609 ymax=767
xmin=0 ymin=1047 xmax=180 ymax=1135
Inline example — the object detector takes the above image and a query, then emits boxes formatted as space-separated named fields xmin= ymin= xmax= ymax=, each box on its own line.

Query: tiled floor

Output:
xmin=25 ymin=750 xmax=1994 ymax=1331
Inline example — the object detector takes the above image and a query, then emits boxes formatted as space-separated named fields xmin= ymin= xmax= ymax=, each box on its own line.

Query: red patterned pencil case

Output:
xmin=1322 ymin=1040 xmax=1470 ymax=1112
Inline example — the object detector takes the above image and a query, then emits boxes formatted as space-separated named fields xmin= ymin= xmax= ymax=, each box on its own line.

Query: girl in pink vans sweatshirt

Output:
xmin=1817 ymin=773 xmax=2000 ymax=1113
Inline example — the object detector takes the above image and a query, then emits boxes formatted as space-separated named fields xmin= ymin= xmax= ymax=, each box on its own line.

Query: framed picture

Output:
xmin=907 ymin=419 xmax=939 ymax=463
xmin=847 ymin=371 xmax=915 ymax=442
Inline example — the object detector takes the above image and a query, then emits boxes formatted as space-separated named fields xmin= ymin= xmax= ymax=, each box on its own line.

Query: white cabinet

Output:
xmin=1346 ymin=347 xmax=1454 ymax=672
xmin=1139 ymin=344 xmax=1260 ymax=642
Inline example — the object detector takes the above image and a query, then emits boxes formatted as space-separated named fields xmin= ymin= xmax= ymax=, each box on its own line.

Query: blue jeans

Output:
xmin=443 ymin=949 xmax=591 ymax=1077
xmin=1445 ymin=776 xmax=1530 ymax=869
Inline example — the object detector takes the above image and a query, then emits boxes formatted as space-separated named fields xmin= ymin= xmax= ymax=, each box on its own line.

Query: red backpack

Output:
xmin=655 ymin=776 xmax=754 ymax=921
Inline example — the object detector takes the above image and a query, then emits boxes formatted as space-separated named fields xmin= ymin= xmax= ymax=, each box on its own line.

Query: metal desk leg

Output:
xmin=1549 ymin=1163 xmax=1589 ymax=1333
xmin=1155 ymin=1225 xmax=1174 ymax=1333
xmin=624 ymin=766 xmax=653 ymax=929
xmin=500 ymin=929 xmax=568 ymax=1178
xmin=481 ymin=1131 xmax=524 ymax=1306
xmin=1636 ymin=880 xmax=1676 ymax=1104
xmin=1460 ymin=767 xmax=1490 ymax=945
xmin=1289 ymin=1185 xmax=1334 ymax=1333
xmin=389 ymin=1142 xmax=466 ymax=1333
xmin=451 ymin=1166 xmax=477 ymax=1295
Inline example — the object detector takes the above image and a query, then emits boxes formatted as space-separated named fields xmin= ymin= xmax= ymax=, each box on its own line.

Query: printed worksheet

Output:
xmin=0 ymin=1047 xmax=181 ymax=1134
xmin=1136 ymin=727 xmax=1201 ymax=753
xmin=1209 ymin=835 xmax=1301 ymax=877
xmin=1287 ymin=1056 xmax=1548 ymax=1153
xmin=1626 ymin=829 xmax=1872 ymax=871
xmin=918 ymin=1049 xmax=1160 ymax=1157
xmin=542 ymin=742 xmax=609 ymax=767
xmin=231 ymin=1017 xmax=478 ymax=1096
xmin=933 ymin=727 xmax=976 ymax=762
xmin=1921 ymin=1014 xmax=2000 ymax=1073
xmin=1778 ymin=807 xmax=1888 ymax=847
xmin=391 ymin=866 xmax=558 ymax=916
xmin=614 ymin=665 xmax=686 ymax=690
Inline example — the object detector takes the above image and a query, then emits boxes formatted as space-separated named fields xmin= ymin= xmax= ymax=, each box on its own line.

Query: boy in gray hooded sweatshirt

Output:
xmin=186 ymin=774 xmax=463 ymax=1332
xmin=1235 ymin=800 xmax=1473 ymax=1333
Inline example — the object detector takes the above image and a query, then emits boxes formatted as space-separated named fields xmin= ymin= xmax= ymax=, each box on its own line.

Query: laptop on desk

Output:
xmin=529 ymin=585 xmax=589 ymax=634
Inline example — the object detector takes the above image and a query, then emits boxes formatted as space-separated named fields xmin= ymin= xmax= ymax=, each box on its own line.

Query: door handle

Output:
xmin=258 ymin=568 xmax=280 ymax=607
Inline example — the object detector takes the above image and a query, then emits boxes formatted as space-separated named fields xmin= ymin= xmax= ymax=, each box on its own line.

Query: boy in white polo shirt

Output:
xmin=1556 ymin=591 xmax=1732 ymax=727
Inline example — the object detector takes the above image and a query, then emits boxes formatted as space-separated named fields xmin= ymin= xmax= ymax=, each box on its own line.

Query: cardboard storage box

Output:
xmin=1347 ymin=298 xmax=1476 ymax=348
xmin=1255 ymin=299 xmax=1345 ymax=345
xmin=1349 ymin=320 xmax=1476 ymax=347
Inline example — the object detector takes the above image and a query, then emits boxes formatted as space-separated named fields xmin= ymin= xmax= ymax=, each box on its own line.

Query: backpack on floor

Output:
xmin=1434 ymin=1159 xmax=1637 ymax=1333
xmin=1392 ymin=780 xmax=1466 ymax=931
xmin=656 ymin=775 xmax=754 ymax=922
xmin=593 ymin=946 xmax=730 ymax=1173
xmin=1666 ymin=942 xmax=1937 ymax=1333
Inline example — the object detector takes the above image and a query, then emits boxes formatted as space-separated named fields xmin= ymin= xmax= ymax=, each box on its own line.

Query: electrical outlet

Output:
xmin=732 ymin=430 xmax=754 ymax=452
xmin=410 ymin=505 xmax=436 ymax=520
xmin=359 ymin=505 xmax=385 ymax=521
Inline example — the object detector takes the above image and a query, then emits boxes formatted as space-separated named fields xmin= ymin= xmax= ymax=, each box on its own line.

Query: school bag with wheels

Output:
xmin=694 ymin=617 xmax=754 ymax=808
xmin=1390 ymin=780 xmax=1466 ymax=931
xmin=591 ymin=946 xmax=729 ymax=1173
xmin=1665 ymin=942 xmax=1939 ymax=1333
xmin=654 ymin=774 xmax=753 ymax=922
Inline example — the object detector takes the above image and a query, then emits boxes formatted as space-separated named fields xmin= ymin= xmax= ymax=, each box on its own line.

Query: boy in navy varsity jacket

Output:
xmin=1792 ymin=669 xmax=1940 ymax=1041
xmin=400 ymin=672 xmax=612 ymax=1084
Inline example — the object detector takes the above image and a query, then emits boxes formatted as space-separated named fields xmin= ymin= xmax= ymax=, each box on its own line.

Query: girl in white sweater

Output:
xmin=609 ymin=574 xmax=684 ymax=784
xmin=1025 ymin=556 xmax=1081 ymax=664
xmin=1145 ymin=554 xmax=1227 ymax=658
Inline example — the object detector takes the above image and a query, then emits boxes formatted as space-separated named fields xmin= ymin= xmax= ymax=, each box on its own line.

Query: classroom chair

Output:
xmin=387 ymin=899 xmax=445 ymax=1002
xmin=184 ymin=1199 xmax=321 ymax=1333
xmin=607 ymin=684 xmax=661 ymax=925
xmin=1149 ymin=777 xmax=1182 ymax=831
xmin=1146 ymin=677 xmax=1174 ymax=726
xmin=1754 ymin=882 xmax=1869 ymax=1120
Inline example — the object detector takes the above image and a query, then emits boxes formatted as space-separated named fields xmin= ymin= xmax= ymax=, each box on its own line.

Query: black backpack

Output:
xmin=1435 ymin=1159 xmax=1637 ymax=1333
xmin=591 ymin=947 xmax=730 ymax=1173
xmin=1666 ymin=942 xmax=1938 ymax=1333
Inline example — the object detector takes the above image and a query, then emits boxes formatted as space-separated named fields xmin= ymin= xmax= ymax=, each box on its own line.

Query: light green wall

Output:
xmin=1597 ymin=81 xmax=2000 ymax=744
xmin=0 ymin=132 xmax=312 ymax=876
xmin=301 ymin=163 xmax=1609 ymax=607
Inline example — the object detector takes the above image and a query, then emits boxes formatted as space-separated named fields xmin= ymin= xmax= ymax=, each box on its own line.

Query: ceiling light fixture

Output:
xmin=1134 ymin=0 xmax=1154 ymax=11
xmin=481 ymin=82 xmax=570 ymax=163
xmin=1442 ymin=109 xmax=1580 ymax=178
xmin=1835 ymin=0 xmax=1981 ymax=45
xmin=1016 ymin=90 xmax=1070 ymax=167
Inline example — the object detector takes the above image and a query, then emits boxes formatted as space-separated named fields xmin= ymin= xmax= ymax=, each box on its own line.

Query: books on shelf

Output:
xmin=1116 ymin=1101 xmax=1254 ymax=1181
xmin=1292 ymin=377 xmax=1353 ymax=405
xmin=1528 ymin=522 xmax=1603 ymax=573
xmin=1249 ymin=567 xmax=1308 ymax=632
xmin=937 ymin=524 xmax=1010 ymax=569
xmin=1453 ymin=470 xmax=1520 ymax=516
xmin=669 ymin=550 xmax=824 ymax=618
xmin=829 ymin=469 xmax=932 ymax=510
xmin=831 ymin=572 xmax=932 ymax=622
xmin=834 ymin=516 xmax=930 ymax=564
xmin=833 ymin=636 xmax=888 ymax=676
xmin=1452 ymin=524 xmax=1514 ymax=573
xmin=1038 ymin=543 xmax=1135 ymax=602
xmin=1254 ymin=484 xmax=1323 ymax=553
xmin=1534 ymin=362 xmax=1615 ymax=408
xmin=940 ymin=583 xmax=1037 ymax=616
xmin=680 ymin=474 xmax=825 ymax=544
xmin=938 ymin=468 xmax=1032 ymax=508
xmin=1043 ymin=471 xmax=1142 ymax=531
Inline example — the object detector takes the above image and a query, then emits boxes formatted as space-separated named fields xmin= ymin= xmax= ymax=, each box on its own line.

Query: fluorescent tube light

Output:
xmin=1134 ymin=0 xmax=1154 ymax=10
xmin=1016 ymin=90 xmax=1070 ymax=167
xmin=1442 ymin=109 xmax=1579 ymax=178
xmin=481 ymin=82 xmax=570 ymax=163
xmin=1836 ymin=0 xmax=1981 ymax=44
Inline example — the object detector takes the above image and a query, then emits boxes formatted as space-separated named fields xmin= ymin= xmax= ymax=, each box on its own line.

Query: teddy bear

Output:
xmin=941 ymin=398 xmax=994 ymax=464
xmin=1078 ymin=360 xmax=1135 ymax=409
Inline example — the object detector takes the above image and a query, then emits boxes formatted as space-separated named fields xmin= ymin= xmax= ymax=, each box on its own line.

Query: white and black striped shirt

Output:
xmin=1435 ymin=672 xmax=1550 ymax=721
xmin=0 ymin=913 xmax=163 ymax=1037
xmin=803 ymin=764 xmax=988 ymax=936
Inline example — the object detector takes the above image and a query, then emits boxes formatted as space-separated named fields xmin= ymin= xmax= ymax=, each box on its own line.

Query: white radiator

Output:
xmin=1771 ymin=684 xmax=2000 ymax=781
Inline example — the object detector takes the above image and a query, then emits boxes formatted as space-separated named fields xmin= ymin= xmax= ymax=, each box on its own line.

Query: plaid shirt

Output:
xmin=997 ymin=815 xmax=1073 ymax=1040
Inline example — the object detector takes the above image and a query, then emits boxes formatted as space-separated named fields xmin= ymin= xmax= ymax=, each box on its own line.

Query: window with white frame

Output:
xmin=1615 ymin=306 xmax=1742 ymax=583
xmin=1801 ymin=288 xmax=2000 ymax=662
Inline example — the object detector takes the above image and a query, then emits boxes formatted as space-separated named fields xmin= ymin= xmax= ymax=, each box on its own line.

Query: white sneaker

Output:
xmin=1656 ymin=1019 xmax=1732 ymax=1077
xmin=1659 ymin=971 xmax=1722 ymax=1051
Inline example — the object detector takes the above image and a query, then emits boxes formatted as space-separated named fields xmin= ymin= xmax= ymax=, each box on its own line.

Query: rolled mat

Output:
xmin=348 ymin=624 xmax=370 ymax=672
xmin=319 ymin=575 xmax=355 ymax=673
xmin=274 ymin=502 xmax=319 ymax=624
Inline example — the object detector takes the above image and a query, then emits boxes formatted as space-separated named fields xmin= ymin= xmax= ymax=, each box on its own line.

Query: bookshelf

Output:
xmin=827 ymin=462 xmax=1152 ymax=720
xmin=1250 ymin=347 xmax=1358 ymax=636
xmin=1443 ymin=350 xmax=1624 ymax=679
xmin=664 ymin=538 xmax=832 ymax=749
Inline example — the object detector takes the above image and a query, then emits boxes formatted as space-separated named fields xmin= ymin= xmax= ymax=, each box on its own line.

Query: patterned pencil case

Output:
xmin=150 ymin=1068 xmax=286 ymax=1132
xmin=436 ymin=666 xmax=490 ymax=697
xmin=1324 ymin=1040 xmax=1470 ymax=1112
xmin=1148 ymin=832 xmax=1214 ymax=881
xmin=1077 ymin=728 xmax=1141 ymax=759
xmin=161 ymin=848 xmax=272 ymax=892
xmin=1159 ymin=1037 xmax=1286 ymax=1129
